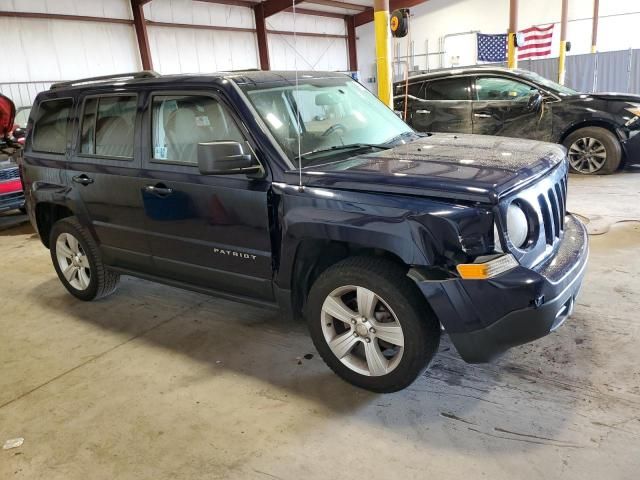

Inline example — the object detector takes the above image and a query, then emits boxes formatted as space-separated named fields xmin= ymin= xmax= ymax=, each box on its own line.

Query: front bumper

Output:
xmin=414 ymin=213 xmax=588 ymax=363
xmin=620 ymin=126 xmax=640 ymax=166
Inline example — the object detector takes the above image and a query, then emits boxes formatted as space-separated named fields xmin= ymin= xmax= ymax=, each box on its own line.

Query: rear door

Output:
xmin=471 ymin=75 xmax=551 ymax=140
xmin=408 ymin=77 xmax=473 ymax=133
xmin=68 ymin=92 xmax=155 ymax=273
xmin=139 ymin=90 xmax=274 ymax=302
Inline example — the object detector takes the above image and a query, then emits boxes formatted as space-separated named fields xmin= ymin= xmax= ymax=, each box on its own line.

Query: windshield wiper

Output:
xmin=296 ymin=143 xmax=391 ymax=162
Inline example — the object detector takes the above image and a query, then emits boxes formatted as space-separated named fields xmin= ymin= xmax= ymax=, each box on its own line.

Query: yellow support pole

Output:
xmin=374 ymin=0 xmax=392 ymax=107
xmin=507 ymin=33 xmax=517 ymax=69
xmin=591 ymin=0 xmax=599 ymax=54
xmin=507 ymin=0 xmax=518 ymax=69
xmin=558 ymin=0 xmax=569 ymax=84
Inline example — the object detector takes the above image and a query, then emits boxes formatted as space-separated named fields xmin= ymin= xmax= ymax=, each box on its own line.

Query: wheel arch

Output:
xmin=35 ymin=202 xmax=74 ymax=248
xmin=284 ymin=237 xmax=447 ymax=319
xmin=558 ymin=119 xmax=621 ymax=145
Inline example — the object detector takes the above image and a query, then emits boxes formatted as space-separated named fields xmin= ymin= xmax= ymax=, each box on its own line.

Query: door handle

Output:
xmin=72 ymin=174 xmax=94 ymax=186
xmin=416 ymin=109 xmax=431 ymax=114
xmin=144 ymin=184 xmax=174 ymax=196
xmin=474 ymin=113 xmax=492 ymax=118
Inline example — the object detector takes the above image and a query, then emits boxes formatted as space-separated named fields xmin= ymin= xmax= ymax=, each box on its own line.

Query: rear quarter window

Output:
xmin=32 ymin=98 xmax=73 ymax=154
xmin=80 ymin=95 xmax=137 ymax=159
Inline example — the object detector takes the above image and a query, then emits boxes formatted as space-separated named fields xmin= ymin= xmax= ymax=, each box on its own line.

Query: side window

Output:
xmin=32 ymin=99 xmax=72 ymax=154
xmin=407 ymin=81 xmax=425 ymax=99
xmin=425 ymin=78 xmax=471 ymax=101
xmin=475 ymin=77 xmax=535 ymax=101
xmin=80 ymin=95 xmax=136 ymax=158
xmin=152 ymin=95 xmax=245 ymax=164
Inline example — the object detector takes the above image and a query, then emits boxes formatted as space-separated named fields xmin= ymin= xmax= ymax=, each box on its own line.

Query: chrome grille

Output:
xmin=537 ymin=175 xmax=567 ymax=246
xmin=499 ymin=160 xmax=569 ymax=267
xmin=0 ymin=166 xmax=19 ymax=181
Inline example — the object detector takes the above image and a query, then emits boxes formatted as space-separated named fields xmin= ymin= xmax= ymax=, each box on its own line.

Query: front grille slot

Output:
xmin=538 ymin=193 xmax=555 ymax=245
xmin=0 ymin=167 xmax=19 ymax=181
xmin=536 ymin=175 xmax=566 ymax=246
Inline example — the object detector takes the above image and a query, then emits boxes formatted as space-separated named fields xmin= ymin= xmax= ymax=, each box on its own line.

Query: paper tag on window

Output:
xmin=154 ymin=146 xmax=167 ymax=159
xmin=195 ymin=115 xmax=211 ymax=127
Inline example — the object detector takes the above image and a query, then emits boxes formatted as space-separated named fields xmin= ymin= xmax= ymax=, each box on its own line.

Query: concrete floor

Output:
xmin=1 ymin=172 xmax=640 ymax=480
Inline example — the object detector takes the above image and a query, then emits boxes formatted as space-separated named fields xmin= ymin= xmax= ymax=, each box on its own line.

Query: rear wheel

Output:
xmin=564 ymin=127 xmax=621 ymax=175
xmin=50 ymin=217 xmax=119 ymax=301
xmin=306 ymin=257 xmax=440 ymax=393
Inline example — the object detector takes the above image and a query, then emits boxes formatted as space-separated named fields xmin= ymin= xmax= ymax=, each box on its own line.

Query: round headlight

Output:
xmin=506 ymin=203 xmax=529 ymax=248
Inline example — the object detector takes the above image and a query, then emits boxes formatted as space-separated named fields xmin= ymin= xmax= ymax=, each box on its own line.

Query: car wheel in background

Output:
xmin=564 ymin=126 xmax=621 ymax=175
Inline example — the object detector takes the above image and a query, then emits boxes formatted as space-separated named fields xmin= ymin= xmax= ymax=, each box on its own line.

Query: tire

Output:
xmin=49 ymin=217 xmax=120 ymax=301
xmin=563 ymin=127 xmax=621 ymax=175
xmin=306 ymin=257 xmax=440 ymax=393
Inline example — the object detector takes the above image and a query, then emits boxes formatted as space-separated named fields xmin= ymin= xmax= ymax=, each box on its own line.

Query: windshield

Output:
xmin=239 ymin=76 xmax=414 ymax=167
xmin=522 ymin=71 xmax=579 ymax=96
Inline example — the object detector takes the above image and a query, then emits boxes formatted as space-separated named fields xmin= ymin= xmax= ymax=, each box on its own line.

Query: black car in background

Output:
xmin=394 ymin=67 xmax=640 ymax=174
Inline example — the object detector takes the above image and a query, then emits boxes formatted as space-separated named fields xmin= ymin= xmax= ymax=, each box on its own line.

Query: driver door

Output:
xmin=471 ymin=76 xmax=551 ymax=141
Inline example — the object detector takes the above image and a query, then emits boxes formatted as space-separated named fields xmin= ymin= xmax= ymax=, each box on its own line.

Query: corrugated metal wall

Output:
xmin=0 ymin=0 xmax=140 ymax=86
xmin=143 ymin=0 xmax=259 ymax=73
xmin=266 ymin=12 xmax=348 ymax=71
xmin=0 ymin=0 xmax=352 ymax=107
xmin=522 ymin=49 xmax=640 ymax=94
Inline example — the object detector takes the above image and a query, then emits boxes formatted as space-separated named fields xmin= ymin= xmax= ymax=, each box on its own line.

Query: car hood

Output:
xmin=298 ymin=133 xmax=566 ymax=204
xmin=582 ymin=92 xmax=640 ymax=103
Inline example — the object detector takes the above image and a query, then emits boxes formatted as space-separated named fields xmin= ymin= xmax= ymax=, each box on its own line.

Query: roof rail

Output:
xmin=50 ymin=71 xmax=160 ymax=90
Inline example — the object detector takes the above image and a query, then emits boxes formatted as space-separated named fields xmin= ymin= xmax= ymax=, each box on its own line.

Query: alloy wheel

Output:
xmin=55 ymin=232 xmax=91 ymax=291
xmin=321 ymin=285 xmax=404 ymax=376
xmin=568 ymin=137 xmax=607 ymax=174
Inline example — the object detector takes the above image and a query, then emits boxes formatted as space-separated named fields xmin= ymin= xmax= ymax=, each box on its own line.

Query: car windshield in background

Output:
xmin=523 ymin=71 xmax=579 ymax=96
xmin=240 ymin=77 xmax=416 ymax=167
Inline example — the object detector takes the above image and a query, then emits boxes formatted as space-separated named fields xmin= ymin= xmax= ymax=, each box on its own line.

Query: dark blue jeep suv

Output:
xmin=21 ymin=71 xmax=588 ymax=392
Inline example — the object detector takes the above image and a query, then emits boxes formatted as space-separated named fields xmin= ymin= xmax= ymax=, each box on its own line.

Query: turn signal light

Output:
xmin=456 ymin=254 xmax=519 ymax=280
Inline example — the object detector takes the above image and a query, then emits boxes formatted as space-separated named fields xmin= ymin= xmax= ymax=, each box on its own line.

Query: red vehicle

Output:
xmin=0 ymin=93 xmax=25 ymax=213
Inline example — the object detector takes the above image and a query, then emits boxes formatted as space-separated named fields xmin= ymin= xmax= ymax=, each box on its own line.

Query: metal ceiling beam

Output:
xmin=262 ymin=0 xmax=304 ymax=17
xmin=303 ymin=0 xmax=367 ymax=11
xmin=195 ymin=0 xmax=257 ymax=8
xmin=131 ymin=0 xmax=153 ymax=70
xmin=353 ymin=0 xmax=428 ymax=27
xmin=254 ymin=3 xmax=270 ymax=69
xmin=284 ymin=7 xmax=348 ymax=19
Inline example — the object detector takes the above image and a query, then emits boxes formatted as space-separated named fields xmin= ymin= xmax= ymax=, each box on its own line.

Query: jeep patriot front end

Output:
xmin=22 ymin=71 xmax=588 ymax=392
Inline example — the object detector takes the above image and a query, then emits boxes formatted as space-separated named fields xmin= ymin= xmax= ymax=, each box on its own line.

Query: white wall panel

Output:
xmin=0 ymin=0 xmax=132 ymax=19
xmin=267 ymin=12 xmax=348 ymax=71
xmin=268 ymin=12 xmax=346 ymax=35
xmin=0 ymin=17 xmax=139 ymax=83
xmin=148 ymin=26 xmax=258 ymax=74
xmin=268 ymin=34 xmax=348 ymax=71
xmin=144 ymin=0 xmax=254 ymax=29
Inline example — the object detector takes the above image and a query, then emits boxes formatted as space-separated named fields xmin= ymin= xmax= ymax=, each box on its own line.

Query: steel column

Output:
xmin=373 ymin=0 xmax=392 ymax=107
xmin=254 ymin=3 xmax=270 ymax=70
xmin=346 ymin=16 xmax=358 ymax=72
xmin=507 ymin=0 xmax=518 ymax=69
xmin=558 ymin=0 xmax=569 ymax=84
xmin=131 ymin=1 xmax=153 ymax=70
xmin=591 ymin=0 xmax=599 ymax=53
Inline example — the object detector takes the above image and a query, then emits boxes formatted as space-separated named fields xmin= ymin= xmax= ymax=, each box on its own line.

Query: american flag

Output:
xmin=477 ymin=33 xmax=508 ymax=62
xmin=518 ymin=24 xmax=555 ymax=60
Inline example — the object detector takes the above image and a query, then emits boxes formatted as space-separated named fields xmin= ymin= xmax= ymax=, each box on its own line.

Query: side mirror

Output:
xmin=197 ymin=141 xmax=261 ymax=176
xmin=528 ymin=91 xmax=543 ymax=111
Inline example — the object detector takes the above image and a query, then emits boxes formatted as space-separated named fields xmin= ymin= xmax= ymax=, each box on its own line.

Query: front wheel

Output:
xmin=306 ymin=257 xmax=440 ymax=393
xmin=563 ymin=127 xmax=621 ymax=175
